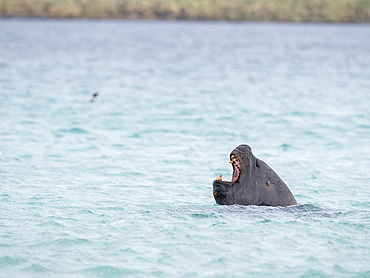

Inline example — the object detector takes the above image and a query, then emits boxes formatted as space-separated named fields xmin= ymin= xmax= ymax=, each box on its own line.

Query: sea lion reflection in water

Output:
xmin=213 ymin=144 xmax=297 ymax=207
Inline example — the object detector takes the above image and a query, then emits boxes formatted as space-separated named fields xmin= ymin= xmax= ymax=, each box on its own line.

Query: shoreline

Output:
xmin=1 ymin=17 xmax=370 ymax=24
xmin=1 ymin=0 xmax=369 ymax=23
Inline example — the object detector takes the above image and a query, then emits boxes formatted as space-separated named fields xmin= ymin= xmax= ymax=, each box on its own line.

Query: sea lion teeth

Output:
xmin=229 ymin=157 xmax=238 ymax=163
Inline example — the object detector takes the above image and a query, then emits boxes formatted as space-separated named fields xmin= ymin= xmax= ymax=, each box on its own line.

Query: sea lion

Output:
xmin=213 ymin=144 xmax=297 ymax=207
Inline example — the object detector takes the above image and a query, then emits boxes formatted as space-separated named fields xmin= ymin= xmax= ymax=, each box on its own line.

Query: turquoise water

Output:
xmin=1 ymin=19 xmax=370 ymax=277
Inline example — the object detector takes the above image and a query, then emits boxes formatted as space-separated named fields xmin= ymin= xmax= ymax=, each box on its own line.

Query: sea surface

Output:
xmin=0 ymin=19 xmax=369 ymax=277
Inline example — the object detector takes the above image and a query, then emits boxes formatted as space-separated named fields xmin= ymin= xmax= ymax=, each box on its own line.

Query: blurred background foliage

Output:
xmin=0 ymin=0 xmax=369 ymax=22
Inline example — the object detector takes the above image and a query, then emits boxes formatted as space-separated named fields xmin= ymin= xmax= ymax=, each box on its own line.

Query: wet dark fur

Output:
xmin=213 ymin=145 xmax=297 ymax=207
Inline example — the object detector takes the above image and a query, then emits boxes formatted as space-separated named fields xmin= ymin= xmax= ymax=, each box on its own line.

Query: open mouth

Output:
xmin=216 ymin=155 xmax=241 ymax=182
xmin=230 ymin=155 xmax=241 ymax=182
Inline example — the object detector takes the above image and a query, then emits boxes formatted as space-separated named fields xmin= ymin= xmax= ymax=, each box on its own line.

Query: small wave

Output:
xmin=224 ymin=203 xmax=341 ymax=218
xmin=190 ymin=212 xmax=222 ymax=219
xmin=22 ymin=263 xmax=50 ymax=274
xmin=79 ymin=265 xmax=138 ymax=277
xmin=279 ymin=143 xmax=297 ymax=150
xmin=53 ymin=238 xmax=89 ymax=246
xmin=351 ymin=201 xmax=370 ymax=208
xmin=37 ymin=220 xmax=65 ymax=228
xmin=30 ymin=238 xmax=89 ymax=248
xmin=0 ymin=256 xmax=27 ymax=266
xmin=167 ymin=204 xmax=341 ymax=220
xmin=0 ymin=156 xmax=21 ymax=162
xmin=57 ymin=127 xmax=89 ymax=134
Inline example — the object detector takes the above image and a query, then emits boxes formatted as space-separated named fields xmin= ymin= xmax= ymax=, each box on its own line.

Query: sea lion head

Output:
xmin=229 ymin=144 xmax=258 ymax=182
xmin=213 ymin=144 xmax=256 ymax=205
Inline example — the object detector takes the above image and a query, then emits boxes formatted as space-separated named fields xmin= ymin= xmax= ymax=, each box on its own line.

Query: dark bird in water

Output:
xmin=90 ymin=92 xmax=99 ymax=102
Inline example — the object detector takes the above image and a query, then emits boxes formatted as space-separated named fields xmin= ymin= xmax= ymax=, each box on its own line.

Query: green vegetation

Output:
xmin=1 ymin=0 xmax=369 ymax=22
